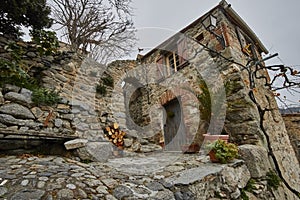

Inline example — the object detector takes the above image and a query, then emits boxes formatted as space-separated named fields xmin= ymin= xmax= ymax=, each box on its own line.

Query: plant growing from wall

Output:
xmin=266 ymin=170 xmax=281 ymax=189
xmin=0 ymin=41 xmax=37 ymax=87
xmin=101 ymin=75 xmax=114 ymax=87
xmin=96 ymin=84 xmax=107 ymax=96
xmin=241 ymin=178 xmax=256 ymax=200
xmin=32 ymin=88 xmax=61 ymax=106
xmin=197 ymin=79 xmax=211 ymax=124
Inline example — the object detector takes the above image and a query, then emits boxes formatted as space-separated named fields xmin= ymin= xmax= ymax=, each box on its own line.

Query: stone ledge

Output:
xmin=0 ymin=128 xmax=78 ymax=140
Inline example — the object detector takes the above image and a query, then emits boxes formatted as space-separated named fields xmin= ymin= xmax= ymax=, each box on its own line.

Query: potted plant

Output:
xmin=206 ymin=139 xmax=238 ymax=163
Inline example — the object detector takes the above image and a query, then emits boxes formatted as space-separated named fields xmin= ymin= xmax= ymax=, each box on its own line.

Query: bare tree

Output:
xmin=50 ymin=0 xmax=136 ymax=63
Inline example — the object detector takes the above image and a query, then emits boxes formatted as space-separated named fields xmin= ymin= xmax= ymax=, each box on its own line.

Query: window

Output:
xmin=196 ymin=33 xmax=204 ymax=42
xmin=167 ymin=52 xmax=180 ymax=71
xmin=155 ymin=37 xmax=189 ymax=79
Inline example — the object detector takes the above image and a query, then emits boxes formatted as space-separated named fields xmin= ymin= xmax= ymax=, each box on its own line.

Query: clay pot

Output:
xmin=203 ymin=134 xmax=229 ymax=143
xmin=208 ymin=150 xmax=219 ymax=163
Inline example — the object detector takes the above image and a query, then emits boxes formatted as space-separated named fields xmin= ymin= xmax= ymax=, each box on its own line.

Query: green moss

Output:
xmin=266 ymin=170 xmax=281 ymax=189
xmin=245 ymin=178 xmax=255 ymax=192
xmin=30 ymin=29 xmax=59 ymax=56
xmin=241 ymin=189 xmax=249 ymax=200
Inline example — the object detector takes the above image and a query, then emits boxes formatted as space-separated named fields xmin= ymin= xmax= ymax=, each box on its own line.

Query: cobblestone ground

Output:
xmin=0 ymin=152 xmax=208 ymax=199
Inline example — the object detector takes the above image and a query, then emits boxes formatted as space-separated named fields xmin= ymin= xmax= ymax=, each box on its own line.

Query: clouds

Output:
xmin=131 ymin=0 xmax=300 ymax=107
xmin=132 ymin=0 xmax=300 ymax=66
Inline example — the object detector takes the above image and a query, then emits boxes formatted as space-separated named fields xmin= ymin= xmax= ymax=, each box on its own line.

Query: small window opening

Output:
xmin=196 ymin=33 xmax=204 ymax=42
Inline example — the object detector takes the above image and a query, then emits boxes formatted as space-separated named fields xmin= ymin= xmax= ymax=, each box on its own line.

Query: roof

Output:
xmin=220 ymin=1 xmax=268 ymax=54
xmin=142 ymin=0 xmax=268 ymax=60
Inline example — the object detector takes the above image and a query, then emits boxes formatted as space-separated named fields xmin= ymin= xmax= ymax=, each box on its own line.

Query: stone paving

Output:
xmin=0 ymin=152 xmax=218 ymax=200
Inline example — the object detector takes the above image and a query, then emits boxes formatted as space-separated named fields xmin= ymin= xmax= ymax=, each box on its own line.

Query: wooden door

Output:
xmin=163 ymin=98 xmax=187 ymax=151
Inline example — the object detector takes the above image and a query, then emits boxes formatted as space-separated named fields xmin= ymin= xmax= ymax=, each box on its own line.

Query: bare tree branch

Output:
xmin=50 ymin=0 xmax=136 ymax=63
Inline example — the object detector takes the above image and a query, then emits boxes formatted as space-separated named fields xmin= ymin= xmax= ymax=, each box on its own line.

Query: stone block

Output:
xmin=0 ymin=103 xmax=35 ymax=119
xmin=54 ymin=119 xmax=63 ymax=128
xmin=239 ymin=144 xmax=271 ymax=178
xmin=3 ymin=84 xmax=20 ymax=93
xmin=4 ymin=92 xmax=32 ymax=107
xmin=0 ymin=114 xmax=26 ymax=126
xmin=0 ymin=90 xmax=4 ymax=105
xmin=76 ymin=142 xmax=113 ymax=162
xmin=31 ymin=107 xmax=44 ymax=118
xmin=64 ymin=139 xmax=88 ymax=150
xmin=221 ymin=161 xmax=251 ymax=190
xmin=123 ymin=138 xmax=133 ymax=148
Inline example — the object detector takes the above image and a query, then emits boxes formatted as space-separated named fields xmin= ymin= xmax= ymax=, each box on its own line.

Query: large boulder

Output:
xmin=76 ymin=142 xmax=113 ymax=162
xmin=0 ymin=103 xmax=35 ymax=119
xmin=239 ymin=144 xmax=271 ymax=178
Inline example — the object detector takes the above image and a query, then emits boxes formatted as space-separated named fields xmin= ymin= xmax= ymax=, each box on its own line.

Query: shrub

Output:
xmin=32 ymin=88 xmax=61 ymax=106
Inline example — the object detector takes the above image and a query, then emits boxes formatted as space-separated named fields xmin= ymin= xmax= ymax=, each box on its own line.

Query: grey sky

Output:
xmin=131 ymin=0 xmax=300 ymax=66
xmin=130 ymin=0 xmax=300 ymax=107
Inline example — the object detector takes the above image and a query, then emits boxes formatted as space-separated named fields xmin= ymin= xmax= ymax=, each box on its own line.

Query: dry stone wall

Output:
xmin=282 ymin=114 xmax=300 ymax=163
xmin=0 ymin=35 xmax=83 ymax=152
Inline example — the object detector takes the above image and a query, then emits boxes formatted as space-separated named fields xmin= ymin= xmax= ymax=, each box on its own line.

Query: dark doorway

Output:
xmin=163 ymin=98 xmax=187 ymax=151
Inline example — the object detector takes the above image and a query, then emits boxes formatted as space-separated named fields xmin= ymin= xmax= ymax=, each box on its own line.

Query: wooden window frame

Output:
xmin=166 ymin=52 xmax=180 ymax=74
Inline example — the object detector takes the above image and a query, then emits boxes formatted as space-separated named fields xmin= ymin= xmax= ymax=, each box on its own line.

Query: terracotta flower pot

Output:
xmin=208 ymin=150 xmax=219 ymax=163
xmin=203 ymin=134 xmax=229 ymax=143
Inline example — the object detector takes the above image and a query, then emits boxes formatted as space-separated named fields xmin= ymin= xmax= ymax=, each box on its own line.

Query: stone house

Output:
xmin=117 ymin=0 xmax=270 ymax=150
xmin=100 ymin=0 xmax=300 ymax=195
xmin=0 ymin=0 xmax=300 ymax=197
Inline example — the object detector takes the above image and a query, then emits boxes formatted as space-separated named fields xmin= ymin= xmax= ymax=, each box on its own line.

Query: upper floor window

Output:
xmin=166 ymin=52 xmax=180 ymax=72
xmin=156 ymin=37 xmax=189 ymax=79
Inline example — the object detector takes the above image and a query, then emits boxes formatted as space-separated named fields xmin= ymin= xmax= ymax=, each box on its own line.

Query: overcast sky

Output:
xmin=130 ymin=0 xmax=300 ymax=107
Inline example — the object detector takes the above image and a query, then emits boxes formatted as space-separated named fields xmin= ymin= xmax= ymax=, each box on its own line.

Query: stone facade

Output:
xmin=282 ymin=114 xmax=300 ymax=163
xmin=112 ymin=0 xmax=300 ymax=197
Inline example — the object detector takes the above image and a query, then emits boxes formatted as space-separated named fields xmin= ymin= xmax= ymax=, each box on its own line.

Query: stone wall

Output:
xmin=282 ymin=114 xmax=300 ymax=163
xmin=0 ymin=35 xmax=83 ymax=153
